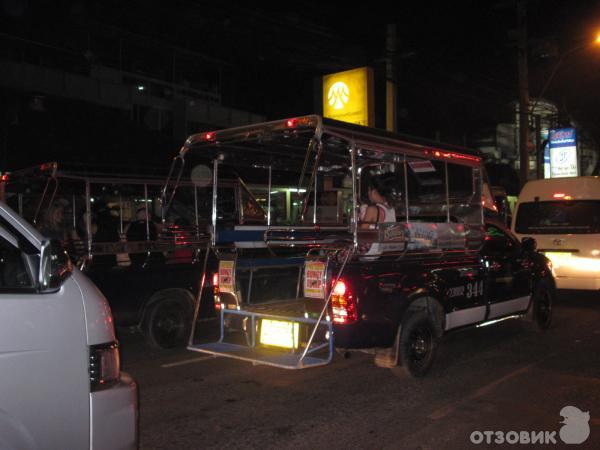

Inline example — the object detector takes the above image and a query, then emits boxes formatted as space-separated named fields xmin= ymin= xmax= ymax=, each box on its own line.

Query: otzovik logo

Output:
xmin=470 ymin=405 xmax=591 ymax=445
xmin=327 ymin=82 xmax=349 ymax=110
xmin=560 ymin=406 xmax=590 ymax=444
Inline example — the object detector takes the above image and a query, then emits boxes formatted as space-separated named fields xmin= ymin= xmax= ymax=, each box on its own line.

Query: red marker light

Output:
xmin=204 ymin=132 xmax=215 ymax=141
xmin=0 ymin=174 xmax=8 ymax=182
xmin=286 ymin=118 xmax=298 ymax=128
xmin=332 ymin=280 xmax=347 ymax=296
xmin=330 ymin=279 xmax=357 ymax=324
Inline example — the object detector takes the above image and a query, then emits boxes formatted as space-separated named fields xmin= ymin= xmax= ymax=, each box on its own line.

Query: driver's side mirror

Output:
xmin=39 ymin=239 xmax=72 ymax=292
xmin=521 ymin=237 xmax=537 ymax=253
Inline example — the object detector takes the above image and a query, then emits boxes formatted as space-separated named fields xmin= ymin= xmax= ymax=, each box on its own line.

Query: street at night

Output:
xmin=2 ymin=2 xmax=600 ymax=449
xmin=123 ymin=291 xmax=600 ymax=449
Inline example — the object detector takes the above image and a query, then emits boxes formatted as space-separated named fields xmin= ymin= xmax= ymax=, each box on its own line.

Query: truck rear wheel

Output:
xmin=143 ymin=296 xmax=192 ymax=349
xmin=399 ymin=311 xmax=438 ymax=377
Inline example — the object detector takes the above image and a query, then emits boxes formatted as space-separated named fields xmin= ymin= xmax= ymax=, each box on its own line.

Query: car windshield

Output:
xmin=515 ymin=200 xmax=600 ymax=234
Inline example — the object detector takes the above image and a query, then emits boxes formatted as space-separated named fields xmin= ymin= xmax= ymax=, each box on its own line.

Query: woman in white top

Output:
xmin=359 ymin=177 xmax=397 ymax=257
xmin=359 ymin=177 xmax=396 ymax=229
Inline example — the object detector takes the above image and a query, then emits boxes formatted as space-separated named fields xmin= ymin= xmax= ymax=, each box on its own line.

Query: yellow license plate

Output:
xmin=259 ymin=319 xmax=299 ymax=349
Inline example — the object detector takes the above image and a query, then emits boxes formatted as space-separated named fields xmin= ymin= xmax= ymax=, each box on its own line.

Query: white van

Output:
xmin=512 ymin=176 xmax=600 ymax=291
xmin=0 ymin=201 xmax=137 ymax=449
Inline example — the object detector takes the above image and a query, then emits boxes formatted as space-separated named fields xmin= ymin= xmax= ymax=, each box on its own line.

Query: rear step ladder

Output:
xmin=188 ymin=308 xmax=334 ymax=369
xmin=189 ymin=247 xmax=352 ymax=369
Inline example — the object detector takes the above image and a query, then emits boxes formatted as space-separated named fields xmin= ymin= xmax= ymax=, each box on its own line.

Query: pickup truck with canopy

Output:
xmin=162 ymin=115 xmax=555 ymax=376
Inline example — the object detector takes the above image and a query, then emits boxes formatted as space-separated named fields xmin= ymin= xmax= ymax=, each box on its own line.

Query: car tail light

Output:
xmin=212 ymin=272 xmax=222 ymax=310
xmin=89 ymin=342 xmax=120 ymax=391
xmin=331 ymin=279 xmax=357 ymax=324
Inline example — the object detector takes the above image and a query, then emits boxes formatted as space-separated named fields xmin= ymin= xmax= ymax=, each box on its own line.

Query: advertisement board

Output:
xmin=323 ymin=67 xmax=374 ymax=127
xmin=549 ymin=128 xmax=578 ymax=178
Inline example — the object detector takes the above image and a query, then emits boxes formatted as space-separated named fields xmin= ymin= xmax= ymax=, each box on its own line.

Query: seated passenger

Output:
xmin=126 ymin=206 xmax=164 ymax=266
xmin=359 ymin=177 xmax=396 ymax=229
xmin=39 ymin=203 xmax=68 ymax=241
xmin=92 ymin=208 xmax=120 ymax=268
xmin=359 ymin=177 xmax=397 ymax=257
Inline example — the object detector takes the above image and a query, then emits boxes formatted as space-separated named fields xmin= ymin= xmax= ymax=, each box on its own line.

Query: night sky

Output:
xmin=1 ymin=0 xmax=600 ymax=169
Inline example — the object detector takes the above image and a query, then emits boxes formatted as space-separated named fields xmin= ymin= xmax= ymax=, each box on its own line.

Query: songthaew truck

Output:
xmin=162 ymin=115 xmax=555 ymax=377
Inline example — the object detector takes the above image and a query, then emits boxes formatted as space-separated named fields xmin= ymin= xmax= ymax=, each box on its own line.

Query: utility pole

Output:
xmin=517 ymin=0 xmax=530 ymax=187
xmin=386 ymin=24 xmax=397 ymax=132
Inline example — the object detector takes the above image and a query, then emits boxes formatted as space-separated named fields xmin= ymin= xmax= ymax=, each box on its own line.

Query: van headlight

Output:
xmin=89 ymin=341 xmax=121 ymax=391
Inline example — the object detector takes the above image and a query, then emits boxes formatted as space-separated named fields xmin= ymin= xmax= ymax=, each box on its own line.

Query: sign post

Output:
xmin=549 ymin=128 xmax=578 ymax=178
xmin=323 ymin=67 xmax=374 ymax=127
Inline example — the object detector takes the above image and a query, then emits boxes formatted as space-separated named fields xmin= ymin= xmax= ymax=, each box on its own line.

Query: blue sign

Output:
xmin=549 ymin=128 xmax=578 ymax=178
xmin=549 ymin=128 xmax=576 ymax=148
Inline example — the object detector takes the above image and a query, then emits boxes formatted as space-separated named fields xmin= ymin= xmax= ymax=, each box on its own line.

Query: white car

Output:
xmin=512 ymin=176 xmax=600 ymax=291
xmin=0 ymin=201 xmax=137 ymax=449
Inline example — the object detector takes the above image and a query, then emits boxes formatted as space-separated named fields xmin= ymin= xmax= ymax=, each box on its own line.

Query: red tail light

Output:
xmin=212 ymin=272 xmax=221 ymax=310
xmin=331 ymin=279 xmax=357 ymax=324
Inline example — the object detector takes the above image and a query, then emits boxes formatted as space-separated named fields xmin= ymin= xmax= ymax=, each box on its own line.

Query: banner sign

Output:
xmin=304 ymin=261 xmax=326 ymax=299
xmin=323 ymin=67 xmax=374 ymax=127
xmin=549 ymin=128 xmax=578 ymax=178
xmin=218 ymin=260 xmax=235 ymax=294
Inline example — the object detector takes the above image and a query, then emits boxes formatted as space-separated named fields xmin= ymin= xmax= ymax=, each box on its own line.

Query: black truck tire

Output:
xmin=399 ymin=311 xmax=438 ymax=377
xmin=528 ymin=279 xmax=554 ymax=332
xmin=142 ymin=295 xmax=193 ymax=349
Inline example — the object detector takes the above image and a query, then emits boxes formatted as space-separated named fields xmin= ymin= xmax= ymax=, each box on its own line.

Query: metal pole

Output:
xmin=72 ymin=195 xmax=76 ymax=229
xmin=85 ymin=181 xmax=92 ymax=258
xmin=444 ymin=162 xmax=450 ymax=222
xmin=211 ymin=158 xmax=219 ymax=247
xmin=188 ymin=241 xmax=211 ymax=347
xmin=144 ymin=184 xmax=150 ymax=241
xmin=299 ymin=248 xmax=352 ymax=364
xmin=267 ymin=166 xmax=272 ymax=227
xmin=517 ymin=0 xmax=530 ymax=188
xmin=194 ymin=186 xmax=199 ymax=238
xmin=403 ymin=155 xmax=409 ymax=223
xmin=535 ymin=114 xmax=543 ymax=179
xmin=313 ymin=169 xmax=318 ymax=224
xmin=386 ymin=24 xmax=397 ymax=132
xmin=350 ymin=145 xmax=358 ymax=248
xmin=119 ymin=195 xmax=123 ymax=235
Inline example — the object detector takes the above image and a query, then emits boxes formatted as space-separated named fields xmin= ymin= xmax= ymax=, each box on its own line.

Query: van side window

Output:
xmin=0 ymin=238 xmax=34 ymax=289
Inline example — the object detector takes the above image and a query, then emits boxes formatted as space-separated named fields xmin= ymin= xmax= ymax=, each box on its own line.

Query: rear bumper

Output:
xmin=555 ymin=276 xmax=600 ymax=291
xmin=90 ymin=372 xmax=138 ymax=450
xmin=333 ymin=320 xmax=395 ymax=349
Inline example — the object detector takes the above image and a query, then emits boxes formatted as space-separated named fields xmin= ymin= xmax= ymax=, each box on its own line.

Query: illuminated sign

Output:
xmin=304 ymin=261 xmax=326 ymax=299
xmin=323 ymin=67 xmax=374 ymax=127
xmin=549 ymin=128 xmax=578 ymax=178
xmin=218 ymin=260 xmax=235 ymax=294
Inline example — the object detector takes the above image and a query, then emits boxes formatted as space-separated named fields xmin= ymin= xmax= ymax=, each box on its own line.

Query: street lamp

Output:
xmin=529 ymin=33 xmax=600 ymax=179
xmin=530 ymin=36 xmax=600 ymax=113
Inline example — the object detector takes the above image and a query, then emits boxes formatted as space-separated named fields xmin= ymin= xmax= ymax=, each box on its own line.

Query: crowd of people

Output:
xmin=37 ymin=200 xmax=166 ymax=268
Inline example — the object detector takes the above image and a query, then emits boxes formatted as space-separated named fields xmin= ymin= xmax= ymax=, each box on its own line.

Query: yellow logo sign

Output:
xmin=328 ymin=82 xmax=350 ymax=110
xmin=323 ymin=67 xmax=373 ymax=127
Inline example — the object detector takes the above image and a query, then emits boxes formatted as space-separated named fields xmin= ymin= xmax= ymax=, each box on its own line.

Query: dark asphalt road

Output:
xmin=120 ymin=291 xmax=600 ymax=449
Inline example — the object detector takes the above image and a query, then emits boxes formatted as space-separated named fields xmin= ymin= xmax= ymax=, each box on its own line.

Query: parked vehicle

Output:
xmin=163 ymin=115 xmax=555 ymax=377
xmin=0 ymin=200 xmax=137 ymax=449
xmin=512 ymin=176 xmax=600 ymax=291
xmin=0 ymin=163 xmax=216 ymax=348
